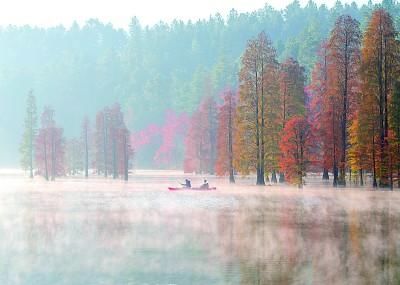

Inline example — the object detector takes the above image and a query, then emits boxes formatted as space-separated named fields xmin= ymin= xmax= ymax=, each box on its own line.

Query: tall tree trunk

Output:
xmin=255 ymin=63 xmax=264 ymax=185
xmin=228 ymin=95 xmax=235 ymax=183
xmin=29 ymin=115 xmax=34 ymax=179
xmin=332 ymin=104 xmax=338 ymax=187
xmin=339 ymin=40 xmax=349 ymax=186
xmin=299 ymin=136 xmax=304 ymax=188
xmin=389 ymin=150 xmax=393 ymax=190
xmin=373 ymin=127 xmax=378 ymax=188
xmin=359 ymin=169 xmax=363 ymax=186
xmin=349 ymin=169 xmax=352 ymax=185
xmin=123 ymin=130 xmax=128 ymax=181
xmin=378 ymin=17 xmax=388 ymax=188
xmin=112 ymin=136 xmax=117 ymax=179
xmin=279 ymin=87 xmax=287 ymax=185
xmin=259 ymin=60 xmax=266 ymax=186
xmin=84 ymin=125 xmax=89 ymax=178
xmin=44 ymin=135 xmax=48 ymax=181
xmin=51 ymin=129 xmax=55 ymax=181
xmin=103 ymin=114 xmax=108 ymax=177
xmin=398 ymin=142 xmax=400 ymax=188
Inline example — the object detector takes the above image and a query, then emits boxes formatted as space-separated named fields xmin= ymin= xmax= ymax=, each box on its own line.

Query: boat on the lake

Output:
xmin=168 ymin=187 xmax=217 ymax=191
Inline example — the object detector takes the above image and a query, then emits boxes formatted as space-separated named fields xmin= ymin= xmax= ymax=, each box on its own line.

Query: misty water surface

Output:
xmin=0 ymin=174 xmax=400 ymax=285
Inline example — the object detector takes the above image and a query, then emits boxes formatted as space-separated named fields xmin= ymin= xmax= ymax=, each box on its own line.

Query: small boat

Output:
xmin=168 ymin=187 xmax=217 ymax=191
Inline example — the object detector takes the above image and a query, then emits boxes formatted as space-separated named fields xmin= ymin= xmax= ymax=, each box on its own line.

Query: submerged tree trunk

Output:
xmin=322 ymin=168 xmax=329 ymax=180
xmin=333 ymin=161 xmax=338 ymax=187
xmin=279 ymin=172 xmax=285 ymax=183
xmin=271 ymin=170 xmax=277 ymax=183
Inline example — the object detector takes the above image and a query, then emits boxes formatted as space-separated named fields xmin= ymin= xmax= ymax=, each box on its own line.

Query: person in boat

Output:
xmin=200 ymin=179 xmax=209 ymax=189
xmin=181 ymin=179 xmax=191 ymax=188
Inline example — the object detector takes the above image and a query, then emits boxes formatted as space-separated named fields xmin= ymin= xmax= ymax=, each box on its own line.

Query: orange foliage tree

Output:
xmin=235 ymin=31 xmax=279 ymax=185
xmin=360 ymin=9 xmax=399 ymax=188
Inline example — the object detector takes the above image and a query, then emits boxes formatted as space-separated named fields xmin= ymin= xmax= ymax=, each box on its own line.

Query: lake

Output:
xmin=0 ymin=172 xmax=399 ymax=284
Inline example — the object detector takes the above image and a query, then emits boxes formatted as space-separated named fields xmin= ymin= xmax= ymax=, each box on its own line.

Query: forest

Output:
xmin=13 ymin=1 xmax=400 ymax=188
xmin=3 ymin=0 xmax=398 ymax=168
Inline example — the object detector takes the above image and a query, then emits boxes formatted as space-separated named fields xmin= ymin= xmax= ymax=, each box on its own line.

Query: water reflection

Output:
xmin=0 ymin=190 xmax=399 ymax=284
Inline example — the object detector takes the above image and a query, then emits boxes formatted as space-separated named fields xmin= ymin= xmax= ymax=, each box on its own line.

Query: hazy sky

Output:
xmin=0 ymin=0 xmax=377 ymax=29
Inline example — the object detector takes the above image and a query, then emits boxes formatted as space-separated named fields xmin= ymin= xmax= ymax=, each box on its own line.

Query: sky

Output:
xmin=0 ymin=0 xmax=378 ymax=29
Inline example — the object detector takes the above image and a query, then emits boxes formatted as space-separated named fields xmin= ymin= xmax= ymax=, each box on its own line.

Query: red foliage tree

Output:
xmin=184 ymin=112 xmax=201 ymax=173
xmin=154 ymin=111 xmax=189 ymax=167
xmin=308 ymin=42 xmax=336 ymax=181
xmin=278 ymin=57 xmax=306 ymax=182
xmin=328 ymin=14 xmax=361 ymax=185
xmin=279 ymin=116 xmax=315 ymax=187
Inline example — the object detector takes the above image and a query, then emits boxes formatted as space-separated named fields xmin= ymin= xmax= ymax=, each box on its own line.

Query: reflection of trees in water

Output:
xmin=5 ymin=192 xmax=400 ymax=284
xmin=214 ymin=196 xmax=400 ymax=284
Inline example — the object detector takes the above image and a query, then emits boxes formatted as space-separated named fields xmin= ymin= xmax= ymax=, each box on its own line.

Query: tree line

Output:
xmin=19 ymin=93 xmax=133 ymax=181
xmin=3 ymin=0 xmax=399 ymax=168
xmin=184 ymin=8 xmax=400 ymax=189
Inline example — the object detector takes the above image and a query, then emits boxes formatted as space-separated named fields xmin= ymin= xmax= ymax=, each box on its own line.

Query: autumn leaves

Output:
xmin=184 ymin=32 xmax=308 ymax=186
xmin=185 ymin=8 xmax=400 ymax=188
xmin=310 ymin=9 xmax=400 ymax=189
xmin=235 ymin=33 xmax=309 ymax=186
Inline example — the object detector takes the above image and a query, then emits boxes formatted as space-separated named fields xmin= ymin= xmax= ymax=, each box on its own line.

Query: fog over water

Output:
xmin=1 ymin=171 xmax=399 ymax=284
